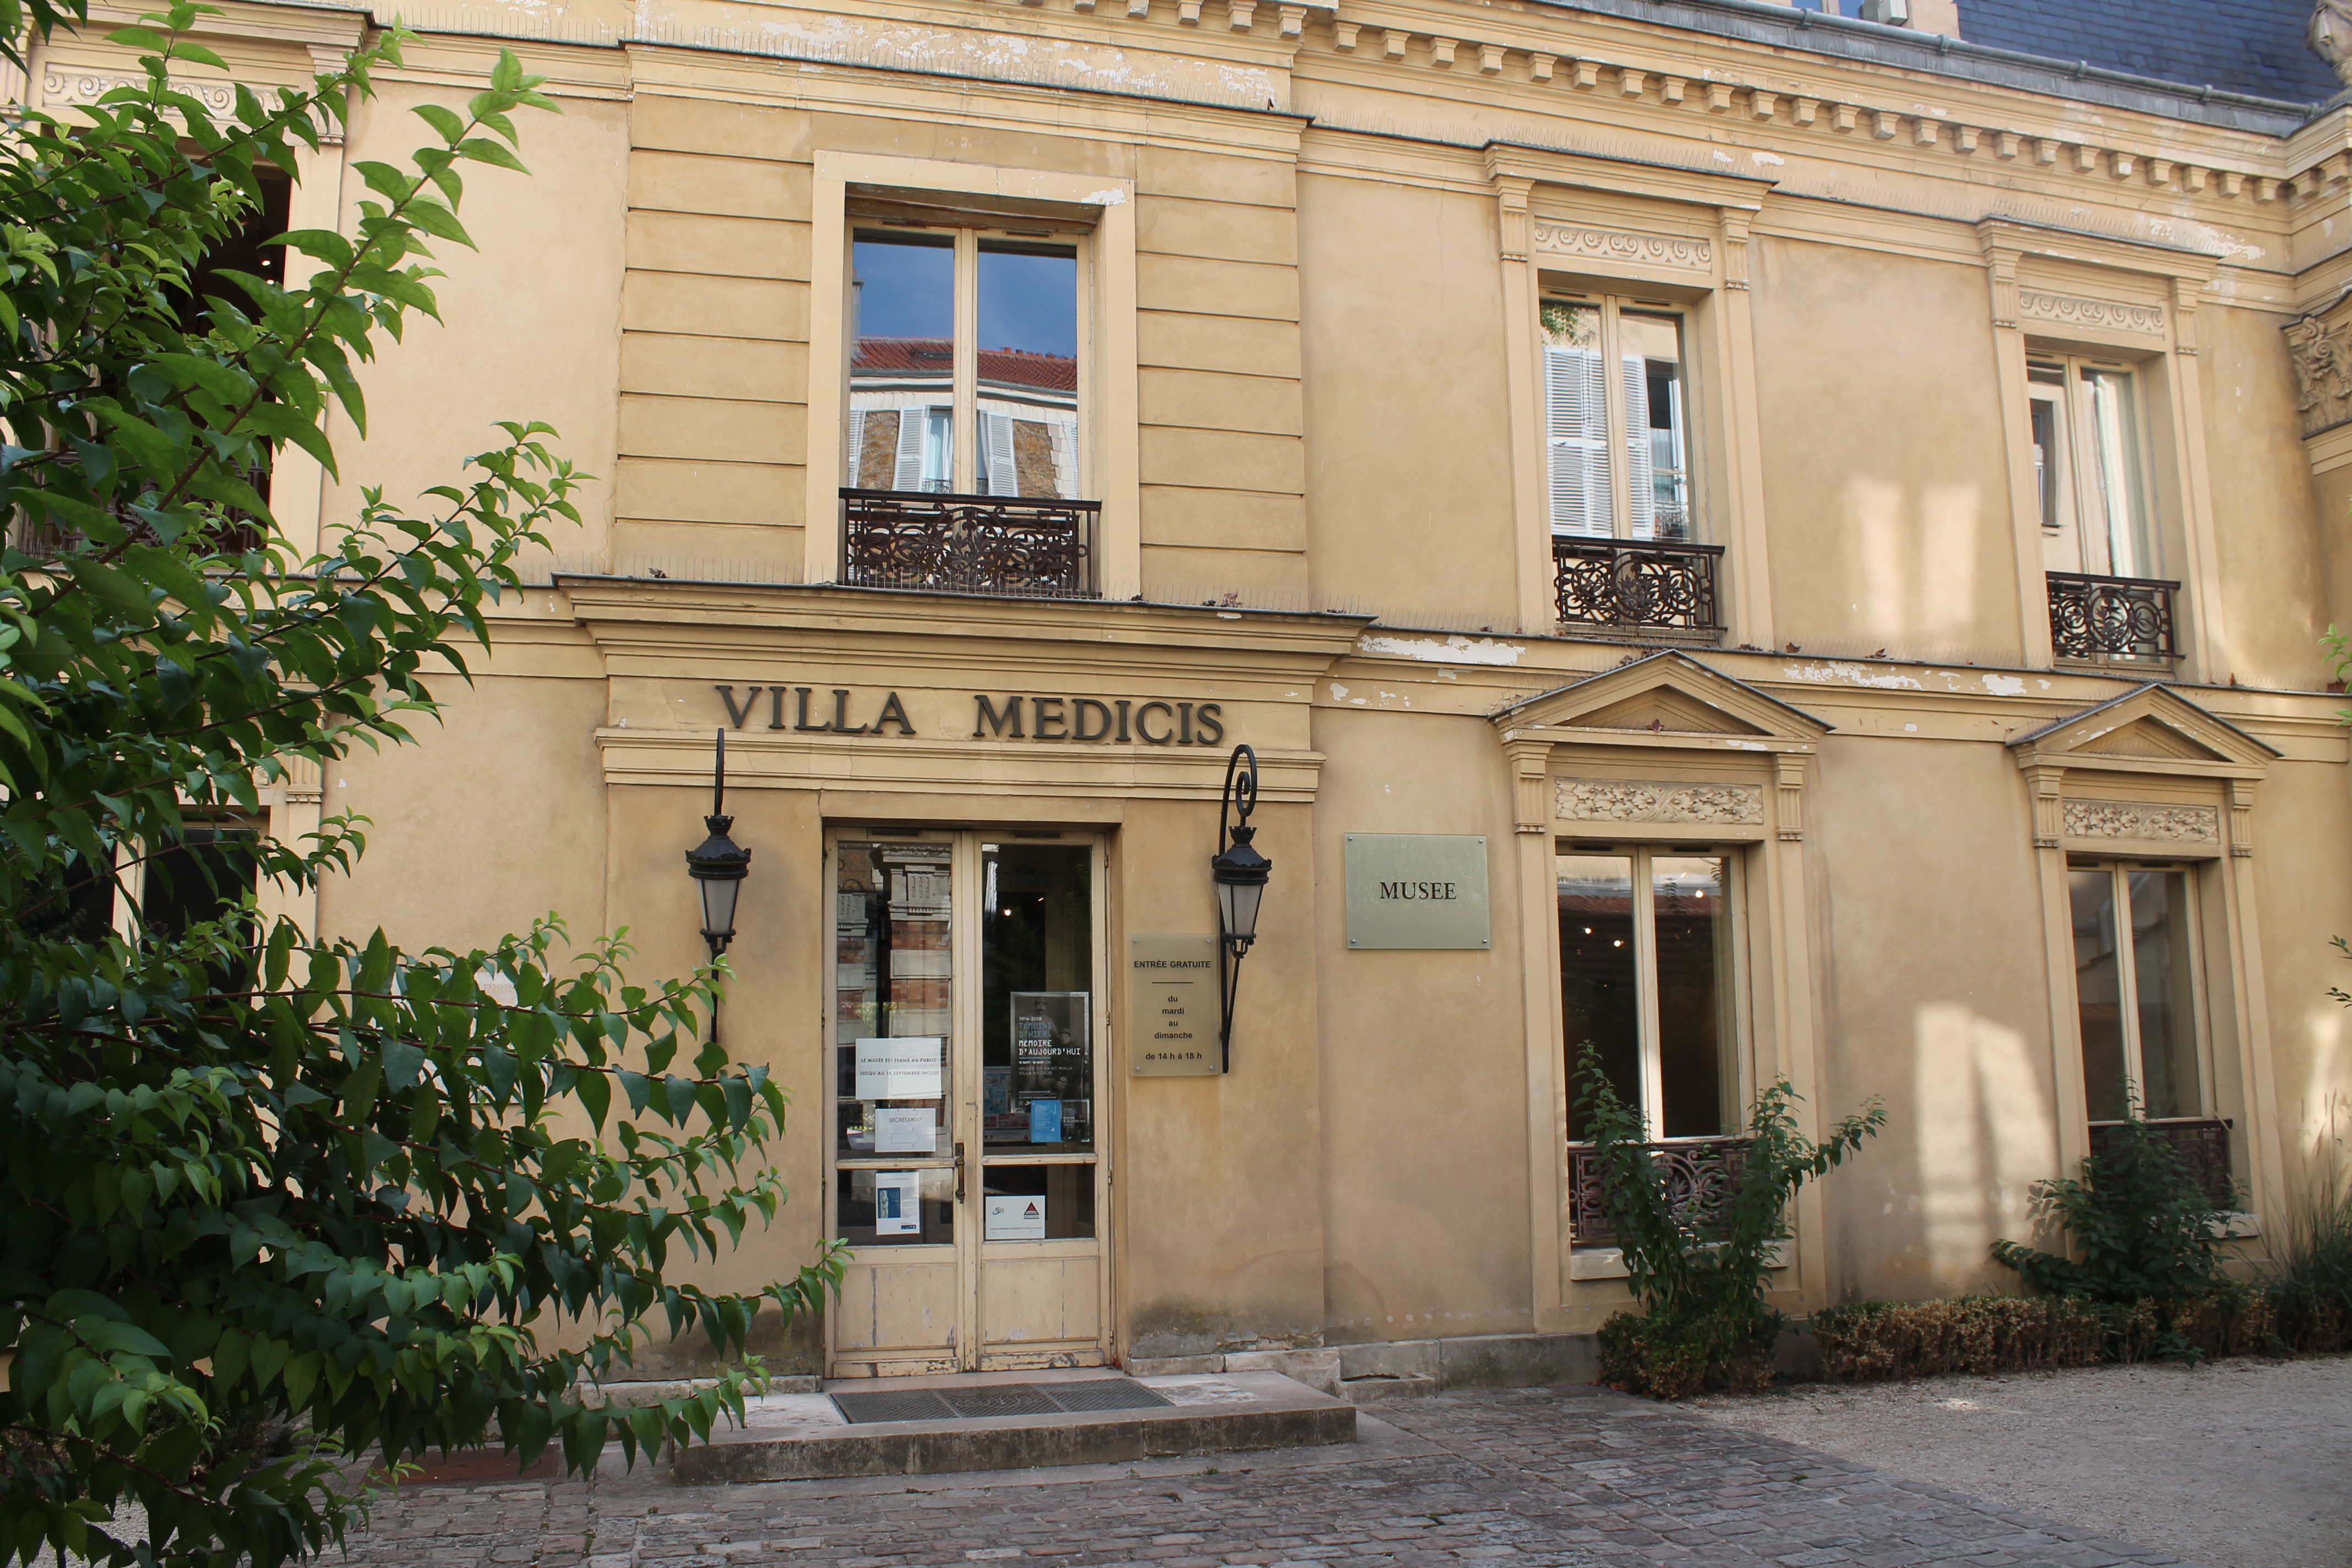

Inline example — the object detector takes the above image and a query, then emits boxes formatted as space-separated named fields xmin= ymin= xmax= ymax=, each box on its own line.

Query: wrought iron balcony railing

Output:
xmin=2047 ymin=571 xmax=2179 ymax=663
xmin=1553 ymin=536 xmax=1725 ymax=635
xmin=1567 ymin=1135 xmax=1748 ymax=1247
xmin=2089 ymin=1117 xmax=2235 ymax=1212
xmin=841 ymin=488 xmax=1099 ymax=599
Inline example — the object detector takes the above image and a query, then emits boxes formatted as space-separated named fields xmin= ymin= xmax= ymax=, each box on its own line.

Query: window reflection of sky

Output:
xmin=979 ymin=248 xmax=1076 ymax=359
xmin=852 ymin=237 xmax=950 ymax=339
xmin=852 ymin=237 xmax=1076 ymax=358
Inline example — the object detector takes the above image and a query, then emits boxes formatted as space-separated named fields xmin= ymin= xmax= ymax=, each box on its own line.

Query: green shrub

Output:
xmin=2263 ymin=1163 xmax=2352 ymax=1355
xmin=1991 ymin=1095 xmax=2232 ymax=1360
xmin=1575 ymin=1042 xmax=1882 ymax=1399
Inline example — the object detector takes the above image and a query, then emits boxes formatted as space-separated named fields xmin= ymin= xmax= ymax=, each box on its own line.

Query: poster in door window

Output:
xmin=1009 ymin=992 xmax=1089 ymax=1145
xmin=872 ymin=1170 xmax=922 ymax=1237
xmin=984 ymin=1193 xmax=1047 ymax=1240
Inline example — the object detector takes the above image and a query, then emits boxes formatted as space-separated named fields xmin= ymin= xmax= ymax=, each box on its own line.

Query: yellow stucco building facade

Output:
xmin=32 ymin=0 xmax=2352 ymax=1382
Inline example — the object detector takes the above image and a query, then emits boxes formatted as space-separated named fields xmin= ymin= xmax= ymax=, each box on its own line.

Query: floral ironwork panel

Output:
xmin=1553 ymin=537 xmax=1724 ymax=633
xmin=2046 ymin=571 xmax=2179 ymax=662
xmin=1567 ymin=1135 xmax=1748 ymax=1247
xmin=2089 ymin=1117 xmax=2234 ymax=1212
xmin=841 ymin=489 xmax=1099 ymax=599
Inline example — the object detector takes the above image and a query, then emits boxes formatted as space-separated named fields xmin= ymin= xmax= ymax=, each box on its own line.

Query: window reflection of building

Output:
xmin=848 ymin=228 xmax=1081 ymax=499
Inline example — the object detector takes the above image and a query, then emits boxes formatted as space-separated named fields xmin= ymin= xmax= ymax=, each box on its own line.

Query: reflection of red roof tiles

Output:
xmin=852 ymin=336 xmax=1076 ymax=393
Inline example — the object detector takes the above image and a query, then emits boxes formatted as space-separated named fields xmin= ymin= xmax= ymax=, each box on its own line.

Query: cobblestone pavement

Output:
xmin=340 ymin=1386 xmax=2202 ymax=1568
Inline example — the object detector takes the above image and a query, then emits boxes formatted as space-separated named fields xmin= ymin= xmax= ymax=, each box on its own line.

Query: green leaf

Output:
xmin=412 ymin=102 xmax=465 ymax=143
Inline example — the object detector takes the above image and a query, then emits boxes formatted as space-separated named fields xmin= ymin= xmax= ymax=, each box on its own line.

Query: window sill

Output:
xmin=2209 ymin=1211 xmax=2261 ymax=1240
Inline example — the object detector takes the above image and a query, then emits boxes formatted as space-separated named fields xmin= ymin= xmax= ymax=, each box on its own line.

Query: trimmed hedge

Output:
xmin=1809 ymin=1292 xmax=2288 ymax=1381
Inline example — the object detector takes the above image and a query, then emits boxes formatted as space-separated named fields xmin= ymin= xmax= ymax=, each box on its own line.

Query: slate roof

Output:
xmin=1954 ymin=0 xmax=2340 ymax=104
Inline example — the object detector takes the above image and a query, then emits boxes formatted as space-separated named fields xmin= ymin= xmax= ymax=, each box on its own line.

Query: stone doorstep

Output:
xmin=1337 ymin=1373 xmax=1441 ymax=1403
xmin=668 ymin=1370 xmax=1357 ymax=1484
xmin=1131 ymin=1331 xmax=1604 ymax=1392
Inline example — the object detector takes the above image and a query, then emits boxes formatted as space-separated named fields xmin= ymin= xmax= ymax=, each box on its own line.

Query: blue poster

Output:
xmin=1028 ymin=1097 xmax=1063 ymax=1144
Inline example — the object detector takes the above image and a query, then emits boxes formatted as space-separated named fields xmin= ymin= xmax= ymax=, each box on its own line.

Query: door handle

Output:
xmin=954 ymin=1141 xmax=966 ymax=1204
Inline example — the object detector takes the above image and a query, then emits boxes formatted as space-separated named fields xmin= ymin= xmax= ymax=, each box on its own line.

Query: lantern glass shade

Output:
xmin=1211 ymin=826 xmax=1270 ymax=945
xmin=698 ymin=870 xmax=742 ymax=943
xmin=1217 ymin=875 xmax=1264 ymax=945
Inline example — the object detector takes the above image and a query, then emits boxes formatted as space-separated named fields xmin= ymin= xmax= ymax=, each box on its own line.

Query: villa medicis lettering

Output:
xmin=713 ymin=685 xmax=1227 ymax=745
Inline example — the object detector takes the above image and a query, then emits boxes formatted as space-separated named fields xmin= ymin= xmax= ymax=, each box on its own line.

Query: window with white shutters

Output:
xmin=1545 ymin=340 xmax=1613 ymax=537
xmin=1539 ymin=295 xmax=1694 ymax=543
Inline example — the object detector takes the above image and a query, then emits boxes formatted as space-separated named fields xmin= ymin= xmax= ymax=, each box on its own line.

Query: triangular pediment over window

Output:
xmin=1493 ymin=650 xmax=1830 ymax=748
xmin=2007 ymin=683 xmax=2276 ymax=778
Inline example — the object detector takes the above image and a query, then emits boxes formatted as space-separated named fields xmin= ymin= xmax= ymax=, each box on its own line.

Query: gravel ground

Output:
xmin=1686 ymin=1358 xmax=2352 ymax=1568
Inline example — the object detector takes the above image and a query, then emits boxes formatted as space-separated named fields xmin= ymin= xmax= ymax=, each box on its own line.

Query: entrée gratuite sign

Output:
xmin=715 ymin=685 xmax=1230 ymax=745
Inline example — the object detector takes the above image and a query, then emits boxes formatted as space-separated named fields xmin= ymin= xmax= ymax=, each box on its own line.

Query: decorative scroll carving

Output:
xmin=1773 ymin=754 xmax=1805 ymax=842
xmin=2313 ymin=0 xmax=2352 ymax=86
xmin=2017 ymin=290 xmax=2166 ymax=336
xmin=2228 ymin=778 xmax=2256 ymax=858
xmin=2048 ymin=571 xmax=2179 ymax=662
xmin=1530 ymin=220 xmax=1711 ymax=271
xmin=1569 ymin=1138 xmax=1747 ymax=1246
xmin=1557 ymin=780 xmax=1765 ymax=825
xmin=42 ymin=67 xmax=237 ymax=112
xmin=2061 ymin=800 xmax=2219 ymax=842
xmin=840 ymin=489 xmax=1098 ymax=598
xmin=1553 ymin=537 xmax=1724 ymax=632
xmin=2286 ymin=295 xmax=2352 ymax=435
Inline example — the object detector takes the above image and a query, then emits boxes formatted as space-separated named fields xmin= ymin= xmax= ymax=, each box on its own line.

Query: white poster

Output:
xmin=872 ymin=1107 xmax=937 ymax=1155
xmin=984 ymin=1193 xmax=1047 ymax=1241
xmin=855 ymin=1037 xmax=944 ymax=1099
xmin=872 ymin=1170 xmax=921 ymax=1237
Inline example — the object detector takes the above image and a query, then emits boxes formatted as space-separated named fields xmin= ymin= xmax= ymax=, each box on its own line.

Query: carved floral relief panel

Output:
xmin=2061 ymin=799 xmax=2219 ymax=843
xmin=1556 ymin=779 xmax=1765 ymax=825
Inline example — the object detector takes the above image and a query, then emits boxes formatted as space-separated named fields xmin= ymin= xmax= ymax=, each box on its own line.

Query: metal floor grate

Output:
xmin=831 ymin=1378 xmax=1174 ymax=1424
xmin=831 ymin=1387 xmax=959 ymax=1424
xmin=1038 ymin=1379 xmax=1173 ymax=1413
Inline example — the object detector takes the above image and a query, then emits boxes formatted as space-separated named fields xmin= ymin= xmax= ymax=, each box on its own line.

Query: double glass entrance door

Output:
xmin=827 ymin=829 xmax=1109 ymax=1374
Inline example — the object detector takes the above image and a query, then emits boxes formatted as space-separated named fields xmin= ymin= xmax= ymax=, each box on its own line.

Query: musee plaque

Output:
xmin=1344 ymin=834 xmax=1491 ymax=950
xmin=1129 ymin=934 xmax=1218 ymax=1076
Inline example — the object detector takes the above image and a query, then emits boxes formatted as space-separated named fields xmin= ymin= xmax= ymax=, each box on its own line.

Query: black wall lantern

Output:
xmin=1211 ymin=743 xmax=1271 ymax=1072
xmin=683 ymin=728 xmax=751 ymax=961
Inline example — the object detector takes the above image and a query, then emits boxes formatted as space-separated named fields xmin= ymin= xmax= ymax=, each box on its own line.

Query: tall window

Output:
xmin=1540 ymin=296 xmax=1691 ymax=542
xmin=2030 ymin=355 xmax=2156 ymax=580
xmin=848 ymin=225 xmax=1082 ymax=499
xmin=1559 ymin=847 xmax=1737 ymax=1140
xmin=2068 ymin=860 xmax=2203 ymax=1123
xmin=143 ymin=823 xmax=260 ymax=944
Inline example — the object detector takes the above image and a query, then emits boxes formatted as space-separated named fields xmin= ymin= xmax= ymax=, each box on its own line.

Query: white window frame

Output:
xmin=2029 ymin=351 xmax=2160 ymax=581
